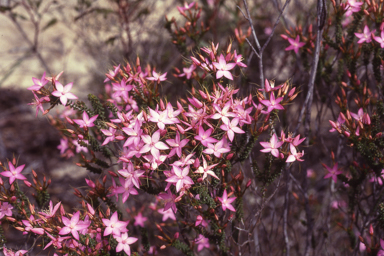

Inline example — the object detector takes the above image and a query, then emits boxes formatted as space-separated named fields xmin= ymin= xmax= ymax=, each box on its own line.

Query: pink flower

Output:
xmin=355 ymin=25 xmax=375 ymax=44
xmin=28 ymin=72 xmax=48 ymax=91
xmin=260 ymin=93 xmax=284 ymax=113
xmin=210 ymin=101 xmax=236 ymax=123
xmin=0 ymin=202 xmax=13 ymax=219
xmin=166 ymin=132 xmax=189 ymax=157
xmin=344 ymin=0 xmax=363 ymax=17
xmin=233 ymin=50 xmax=247 ymax=67
xmin=166 ymin=165 xmax=194 ymax=192
xmin=195 ymin=215 xmax=210 ymax=227
xmin=147 ymin=71 xmax=167 ymax=83
xmin=44 ymin=232 xmax=71 ymax=250
xmin=57 ymin=138 xmax=68 ymax=154
xmin=1 ymin=162 xmax=26 ymax=184
xmin=177 ymin=2 xmax=195 ymax=14
xmin=194 ymin=126 xmax=218 ymax=147
xmin=114 ymin=232 xmax=138 ymax=256
xmin=285 ymin=35 xmax=305 ymax=54
xmin=286 ymin=144 xmax=304 ymax=163
xmin=72 ymin=139 xmax=89 ymax=153
xmin=259 ymin=79 xmax=283 ymax=93
xmin=220 ymin=117 xmax=245 ymax=142
xmin=101 ymin=127 xmax=119 ymax=146
xmin=134 ymin=212 xmax=147 ymax=227
xmin=203 ymin=138 xmax=231 ymax=158
xmin=324 ymin=163 xmax=343 ymax=183
xmin=28 ymin=92 xmax=50 ymax=117
xmin=178 ymin=64 xmax=196 ymax=79
xmin=116 ymin=177 xmax=139 ymax=203
xmin=374 ymin=30 xmax=384 ymax=48
xmin=329 ymin=113 xmax=345 ymax=132
xmin=102 ymin=211 xmax=129 ymax=236
xmin=195 ymin=234 xmax=210 ymax=252
xmin=22 ymin=215 xmax=44 ymax=235
xmin=157 ymin=208 xmax=176 ymax=221
xmin=212 ymin=54 xmax=236 ymax=80
xmin=140 ymin=130 xmax=169 ymax=158
xmin=104 ymin=64 xmax=121 ymax=82
xmin=39 ymin=201 xmax=61 ymax=219
xmin=148 ymin=108 xmax=173 ymax=130
xmin=73 ymin=111 xmax=99 ymax=128
xmin=51 ymin=82 xmax=78 ymax=106
xmin=118 ymin=162 xmax=144 ymax=189
xmin=218 ymin=190 xmax=236 ymax=212
xmin=194 ymin=156 xmax=219 ymax=180
xmin=260 ymin=134 xmax=284 ymax=158
xmin=122 ymin=120 xmax=142 ymax=147
xmin=59 ymin=211 xmax=89 ymax=240
xmin=158 ymin=190 xmax=177 ymax=213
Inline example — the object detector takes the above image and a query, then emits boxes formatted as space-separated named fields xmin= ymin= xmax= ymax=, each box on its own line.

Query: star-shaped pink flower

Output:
xmin=147 ymin=71 xmax=167 ymax=83
xmin=285 ymin=35 xmax=305 ymax=54
xmin=260 ymin=133 xmax=284 ymax=158
xmin=59 ymin=211 xmax=89 ymax=240
xmin=102 ymin=211 xmax=129 ymax=236
xmin=133 ymin=212 xmax=147 ymax=227
xmin=157 ymin=208 xmax=176 ymax=221
xmin=324 ymin=163 xmax=343 ymax=183
xmin=195 ymin=234 xmax=210 ymax=252
xmin=1 ymin=162 xmax=26 ymax=184
xmin=51 ymin=82 xmax=78 ymax=106
xmin=218 ymin=189 xmax=236 ymax=212
xmin=73 ymin=111 xmax=99 ymax=128
xmin=355 ymin=25 xmax=375 ymax=44
xmin=114 ymin=232 xmax=138 ymax=256
xmin=374 ymin=30 xmax=384 ymax=48
xmin=194 ymin=156 xmax=219 ymax=180
xmin=260 ymin=93 xmax=284 ymax=113
xmin=28 ymin=72 xmax=48 ymax=91
xmin=212 ymin=54 xmax=236 ymax=80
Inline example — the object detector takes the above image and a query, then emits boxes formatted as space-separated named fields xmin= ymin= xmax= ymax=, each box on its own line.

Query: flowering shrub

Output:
xmin=3 ymin=0 xmax=384 ymax=255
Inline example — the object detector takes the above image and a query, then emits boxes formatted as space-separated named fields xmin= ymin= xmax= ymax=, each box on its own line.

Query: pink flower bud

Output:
xmin=65 ymin=116 xmax=74 ymax=125
xmin=194 ymin=158 xmax=200 ymax=168
xmin=246 ymin=179 xmax=252 ymax=188
xmin=191 ymin=56 xmax=201 ymax=66
xmin=280 ymin=34 xmax=288 ymax=40
xmin=226 ymin=153 xmax=234 ymax=160
xmin=108 ymin=170 xmax=118 ymax=177
xmin=23 ymin=180 xmax=32 ymax=187
xmin=87 ymin=203 xmax=95 ymax=215
xmin=288 ymin=87 xmax=296 ymax=97
xmin=32 ymin=228 xmax=45 ymax=235
xmin=174 ymin=232 xmax=179 ymax=239
xmin=369 ymin=224 xmax=374 ymax=236
xmin=85 ymin=179 xmax=96 ymax=189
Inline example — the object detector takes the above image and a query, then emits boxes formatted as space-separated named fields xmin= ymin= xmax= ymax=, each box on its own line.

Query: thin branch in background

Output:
xmin=283 ymin=166 xmax=291 ymax=256
xmin=302 ymin=1 xmax=326 ymax=255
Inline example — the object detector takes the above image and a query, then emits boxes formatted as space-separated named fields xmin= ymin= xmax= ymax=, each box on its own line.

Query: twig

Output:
xmin=302 ymin=1 xmax=327 ymax=255
xmin=283 ymin=166 xmax=291 ymax=256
